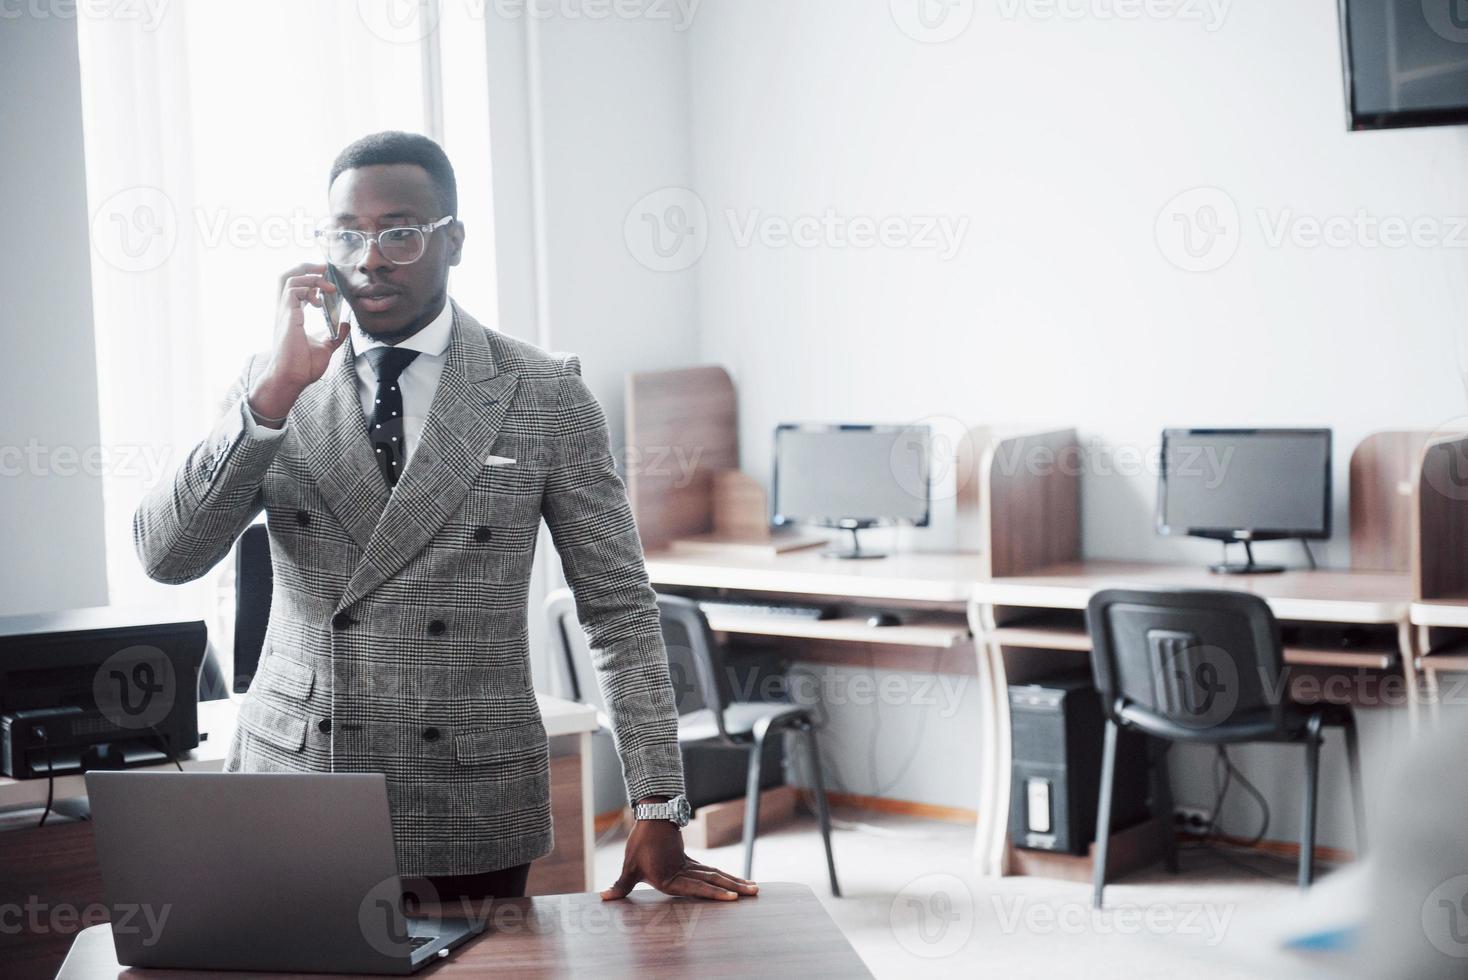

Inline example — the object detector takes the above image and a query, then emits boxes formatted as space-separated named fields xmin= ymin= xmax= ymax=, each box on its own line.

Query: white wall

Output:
xmin=674 ymin=0 xmax=1466 ymax=843
xmin=0 ymin=14 xmax=109 ymax=616
xmin=494 ymin=8 xmax=701 ymax=812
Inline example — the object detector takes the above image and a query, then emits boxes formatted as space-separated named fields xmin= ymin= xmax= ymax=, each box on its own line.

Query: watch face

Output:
xmin=674 ymin=796 xmax=692 ymax=825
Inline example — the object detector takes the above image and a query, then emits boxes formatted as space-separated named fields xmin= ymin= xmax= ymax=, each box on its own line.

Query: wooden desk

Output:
xmin=650 ymin=547 xmax=1419 ymax=881
xmin=55 ymin=883 xmax=870 ymax=980
xmin=0 ymin=697 xmax=599 ymax=980
xmin=970 ymin=560 xmax=1417 ymax=878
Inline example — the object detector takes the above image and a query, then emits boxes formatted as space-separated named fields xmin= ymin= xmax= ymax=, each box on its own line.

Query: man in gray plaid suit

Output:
xmin=135 ymin=132 xmax=754 ymax=904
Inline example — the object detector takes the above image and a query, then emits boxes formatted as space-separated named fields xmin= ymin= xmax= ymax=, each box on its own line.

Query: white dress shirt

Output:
xmin=246 ymin=300 xmax=453 ymax=470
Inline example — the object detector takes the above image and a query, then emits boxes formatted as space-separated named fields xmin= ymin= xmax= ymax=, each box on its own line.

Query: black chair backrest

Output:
xmin=543 ymin=591 xmax=729 ymax=734
xmin=654 ymin=594 xmax=734 ymax=727
xmin=1087 ymin=588 xmax=1286 ymax=741
xmin=233 ymin=523 xmax=273 ymax=694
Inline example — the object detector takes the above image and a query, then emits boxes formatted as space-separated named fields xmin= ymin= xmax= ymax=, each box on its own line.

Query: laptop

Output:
xmin=85 ymin=771 xmax=483 ymax=974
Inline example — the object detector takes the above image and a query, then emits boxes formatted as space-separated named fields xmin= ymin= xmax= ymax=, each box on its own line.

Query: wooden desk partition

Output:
xmin=1415 ymin=433 xmax=1468 ymax=601
xmin=624 ymin=365 xmax=739 ymax=551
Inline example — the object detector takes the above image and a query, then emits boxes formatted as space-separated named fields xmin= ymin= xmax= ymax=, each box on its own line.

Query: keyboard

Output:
xmin=698 ymin=600 xmax=835 ymax=621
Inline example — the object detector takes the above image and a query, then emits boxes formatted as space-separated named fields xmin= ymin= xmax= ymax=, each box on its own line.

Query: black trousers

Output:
xmin=401 ymin=862 xmax=532 ymax=906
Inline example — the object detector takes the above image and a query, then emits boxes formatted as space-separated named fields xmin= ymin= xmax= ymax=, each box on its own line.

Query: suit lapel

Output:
xmin=338 ymin=305 xmax=521 ymax=610
xmin=294 ymin=337 xmax=388 ymax=553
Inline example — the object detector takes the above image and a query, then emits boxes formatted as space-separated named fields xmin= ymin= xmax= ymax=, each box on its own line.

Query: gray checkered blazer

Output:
xmin=134 ymin=304 xmax=685 ymax=876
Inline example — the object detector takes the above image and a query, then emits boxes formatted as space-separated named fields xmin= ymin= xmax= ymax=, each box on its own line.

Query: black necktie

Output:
xmin=364 ymin=347 xmax=421 ymax=487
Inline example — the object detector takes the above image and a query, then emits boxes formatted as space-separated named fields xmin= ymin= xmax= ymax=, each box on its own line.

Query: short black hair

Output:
xmin=328 ymin=131 xmax=457 ymax=217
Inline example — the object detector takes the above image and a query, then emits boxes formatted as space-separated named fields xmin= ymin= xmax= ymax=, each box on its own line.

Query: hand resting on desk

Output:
xmin=602 ymin=811 xmax=759 ymax=902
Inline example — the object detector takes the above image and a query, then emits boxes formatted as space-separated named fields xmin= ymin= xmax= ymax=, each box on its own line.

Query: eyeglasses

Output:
xmin=315 ymin=215 xmax=455 ymax=267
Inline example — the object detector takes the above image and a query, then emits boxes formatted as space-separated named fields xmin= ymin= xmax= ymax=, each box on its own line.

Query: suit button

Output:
xmin=332 ymin=612 xmax=355 ymax=630
xmin=296 ymin=510 xmax=311 ymax=527
xmin=473 ymin=526 xmax=492 ymax=543
xmin=428 ymin=620 xmax=447 ymax=636
xmin=422 ymin=727 xmax=441 ymax=742
xmin=317 ymin=718 xmax=331 ymax=734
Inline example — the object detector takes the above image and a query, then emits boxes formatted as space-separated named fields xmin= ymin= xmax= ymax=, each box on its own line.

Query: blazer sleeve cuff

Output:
xmin=621 ymin=742 xmax=687 ymax=804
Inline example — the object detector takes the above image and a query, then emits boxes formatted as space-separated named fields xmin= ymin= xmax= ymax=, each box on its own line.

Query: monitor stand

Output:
xmin=821 ymin=526 xmax=886 ymax=560
xmin=1209 ymin=540 xmax=1283 ymax=575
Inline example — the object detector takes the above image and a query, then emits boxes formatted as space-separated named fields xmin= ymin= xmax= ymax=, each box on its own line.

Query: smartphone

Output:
xmin=320 ymin=263 xmax=346 ymax=341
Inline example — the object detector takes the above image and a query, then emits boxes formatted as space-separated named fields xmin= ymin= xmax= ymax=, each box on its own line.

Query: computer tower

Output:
xmin=1008 ymin=675 xmax=1150 ymax=855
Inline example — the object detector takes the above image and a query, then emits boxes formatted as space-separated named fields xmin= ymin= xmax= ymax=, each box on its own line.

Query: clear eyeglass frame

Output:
xmin=314 ymin=214 xmax=455 ymax=266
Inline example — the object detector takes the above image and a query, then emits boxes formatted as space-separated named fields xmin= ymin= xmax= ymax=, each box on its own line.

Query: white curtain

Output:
xmin=77 ymin=1 xmax=500 ymax=663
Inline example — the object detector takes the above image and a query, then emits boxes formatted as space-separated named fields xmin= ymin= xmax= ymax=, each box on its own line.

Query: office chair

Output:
xmin=1086 ymin=588 xmax=1366 ymax=909
xmin=544 ymin=590 xmax=841 ymax=896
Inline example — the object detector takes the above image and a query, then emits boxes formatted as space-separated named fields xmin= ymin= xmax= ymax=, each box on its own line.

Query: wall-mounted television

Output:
xmin=1338 ymin=0 xmax=1468 ymax=130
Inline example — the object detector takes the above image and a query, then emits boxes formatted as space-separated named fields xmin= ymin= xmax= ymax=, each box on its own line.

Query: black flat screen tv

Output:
xmin=1339 ymin=0 xmax=1468 ymax=130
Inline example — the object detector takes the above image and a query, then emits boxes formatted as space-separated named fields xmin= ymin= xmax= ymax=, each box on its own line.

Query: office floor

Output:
xmin=594 ymin=809 xmax=1341 ymax=979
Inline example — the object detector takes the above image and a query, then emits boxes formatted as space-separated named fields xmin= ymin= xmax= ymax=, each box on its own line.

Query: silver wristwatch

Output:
xmin=634 ymin=794 xmax=692 ymax=827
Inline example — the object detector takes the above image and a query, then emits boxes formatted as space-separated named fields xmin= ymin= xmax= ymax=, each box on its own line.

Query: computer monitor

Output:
xmin=772 ymin=423 xmax=930 ymax=559
xmin=1157 ymin=428 xmax=1332 ymax=574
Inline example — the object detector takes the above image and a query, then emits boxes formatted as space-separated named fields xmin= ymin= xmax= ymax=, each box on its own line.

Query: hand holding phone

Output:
xmin=320 ymin=263 xmax=347 ymax=342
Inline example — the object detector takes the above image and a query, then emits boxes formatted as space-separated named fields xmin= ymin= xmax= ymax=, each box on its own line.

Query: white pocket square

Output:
xmin=484 ymin=455 xmax=517 ymax=467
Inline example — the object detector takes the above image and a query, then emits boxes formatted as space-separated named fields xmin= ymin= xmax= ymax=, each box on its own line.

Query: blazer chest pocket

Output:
xmin=260 ymin=652 xmax=315 ymax=702
xmin=454 ymin=720 xmax=547 ymax=764
xmin=238 ymin=697 xmax=308 ymax=753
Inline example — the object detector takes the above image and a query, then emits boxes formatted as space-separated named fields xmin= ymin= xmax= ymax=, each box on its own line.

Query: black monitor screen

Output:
xmin=1159 ymin=429 xmax=1332 ymax=540
xmin=1340 ymin=0 xmax=1468 ymax=129
xmin=773 ymin=424 xmax=930 ymax=528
